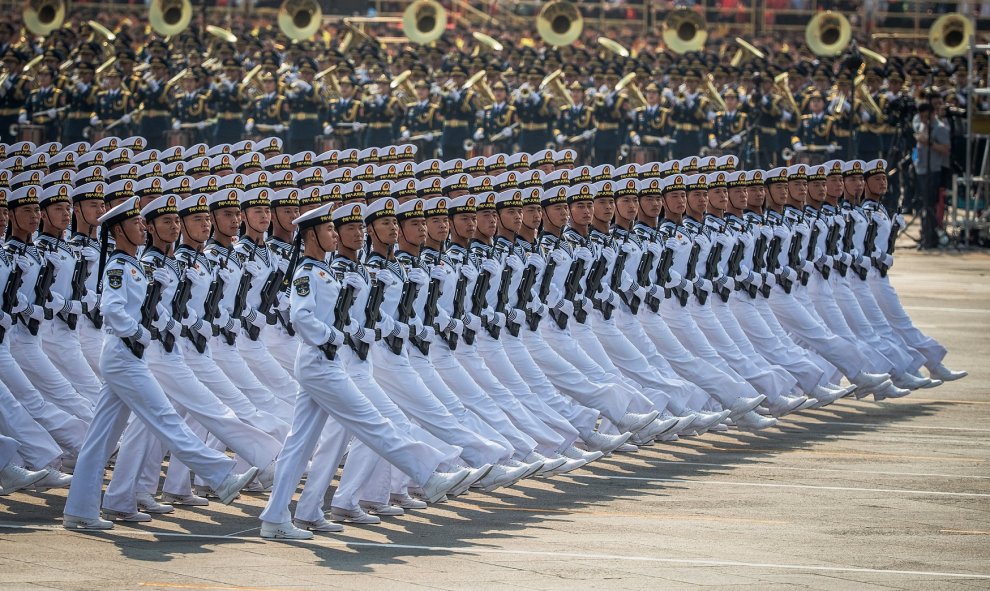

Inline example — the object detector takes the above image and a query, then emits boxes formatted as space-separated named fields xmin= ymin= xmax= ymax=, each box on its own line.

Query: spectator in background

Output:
xmin=912 ymin=102 xmax=951 ymax=250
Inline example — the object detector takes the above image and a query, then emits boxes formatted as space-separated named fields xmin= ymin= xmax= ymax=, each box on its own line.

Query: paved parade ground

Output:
xmin=1 ymin=246 xmax=988 ymax=591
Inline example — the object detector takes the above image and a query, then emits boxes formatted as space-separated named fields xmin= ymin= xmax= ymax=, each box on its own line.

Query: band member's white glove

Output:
xmin=708 ymin=137 xmax=718 ymax=149
xmin=731 ymin=134 xmax=742 ymax=144
xmin=17 ymin=113 xmax=27 ymax=125
xmin=172 ymin=120 xmax=181 ymax=130
xmin=400 ymin=129 xmax=410 ymax=140
xmin=352 ymin=121 xmax=365 ymax=131
xmin=273 ymin=124 xmax=285 ymax=133
xmin=473 ymin=129 xmax=484 ymax=141
xmin=423 ymin=132 xmax=433 ymax=142
xmin=245 ymin=121 xmax=254 ymax=133
xmin=197 ymin=120 xmax=207 ymax=130
xmin=556 ymin=133 xmax=566 ymax=144
xmin=825 ymin=144 xmax=837 ymax=153
xmin=121 ymin=113 xmax=132 ymax=124
xmin=793 ymin=141 xmax=805 ymax=151
xmin=323 ymin=124 xmax=333 ymax=135
xmin=89 ymin=116 xmax=101 ymax=126
xmin=632 ymin=134 xmax=641 ymax=146
xmin=781 ymin=110 xmax=793 ymax=122
xmin=44 ymin=109 xmax=57 ymax=119
xmin=499 ymin=126 xmax=513 ymax=137
xmin=582 ymin=129 xmax=595 ymax=140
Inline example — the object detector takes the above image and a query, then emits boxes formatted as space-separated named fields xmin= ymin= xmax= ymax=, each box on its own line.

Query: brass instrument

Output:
xmin=616 ymin=73 xmax=647 ymax=110
xmin=472 ymin=32 xmax=504 ymax=53
xmin=705 ymin=74 xmax=727 ymax=113
xmin=805 ymin=11 xmax=851 ymax=57
xmin=597 ymin=37 xmax=629 ymax=58
xmin=854 ymin=74 xmax=883 ymax=120
xmin=278 ymin=0 xmax=322 ymax=41
xmin=859 ymin=47 xmax=887 ymax=65
xmin=539 ymin=68 xmax=573 ymax=108
xmin=663 ymin=9 xmax=707 ymax=54
xmin=24 ymin=0 xmax=66 ymax=37
xmin=87 ymin=21 xmax=117 ymax=61
xmin=206 ymin=25 xmax=237 ymax=44
xmin=773 ymin=72 xmax=800 ymax=115
xmin=929 ymin=13 xmax=973 ymax=58
xmin=239 ymin=64 xmax=264 ymax=100
xmin=403 ymin=0 xmax=447 ymax=45
xmin=149 ymin=0 xmax=192 ymax=37
xmin=537 ymin=1 xmax=583 ymax=47
xmin=730 ymin=37 xmax=765 ymax=67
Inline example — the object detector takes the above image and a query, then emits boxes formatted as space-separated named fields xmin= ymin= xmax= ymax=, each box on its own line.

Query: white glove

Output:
xmin=244 ymin=307 xmax=267 ymax=330
xmin=217 ymin=266 xmax=234 ymax=286
xmin=121 ymin=112 xmax=134 ymax=124
xmin=825 ymin=144 xmax=837 ymax=154
xmin=11 ymin=293 xmax=30 ymax=315
xmin=407 ymin=267 xmax=429 ymax=286
xmin=276 ymin=257 xmax=289 ymax=274
xmin=526 ymin=254 xmax=546 ymax=274
xmin=473 ymin=129 xmax=484 ymax=141
xmin=44 ymin=109 xmax=57 ymax=119
xmin=243 ymin=260 xmax=265 ymax=278
xmin=17 ymin=112 xmax=28 ymax=125
xmin=400 ymin=129 xmax=411 ymax=140
xmin=777 ymin=266 xmax=797 ymax=283
xmin=645 ymin=241 xmax=662 ymax=258
xmin=44 ymin=292 xmax=67 ymax=315
xmin=343 ymin=271 xmax=365 ymax=291
xmin=79 ymin=246 xmax=100 ymax=263
xmin=81 ymin=290 xmax=98 ymax=312
xmin=553 ymin=296 xmax=575 ymax=318
xmin=323 ymin=124 xmax=333 ymax=135
xmin=662 ymin=88 xmax=675 ymax=102
xmin=782 ymin=110 xmax=793 ymax=122
xmin=731 ymin=134 xmax=742 ymax=144
xmin=89 ymin=115 xmax=101 ymax=126
xmin=12 ymin=254 xmax=31 ymax=273
xmin=185 ymin=316 xmax=213 ymax=341
xmin=152 ymin=267 xmax=174 ymax=287
xmin=172 ymin=120 xmax=181 ymax=130
xmin=657 ymin=136 xmax=671 ymax=146
xmin=223 ymin=79 xmax=235 ymax=92
xmin=632 ymin=134 xmax=641 ymax=146
xmin=423 ymin=132 xmax=434 ymax=142
xmin=0 ymin=313 xmax=10 ymax=331
xmin=151 ymin=306 xmax=171 ymax=333
xmin=132 ymin=326 xmax=152 ymax=348
xmin=877 ymin=253 xmax=893 ymax=268
xmin=245 ymin=121 xmax=254 ymax=133
xmin=428 ymin=265 xmax=447 ymax=282
xmin=582 ymin=129 xmax=595 ymax=140
xmin=894 ymin=213 xmax=905 ymax=227
xmin=550 ymin=248 xmax=569 ymax=266
xmin=482 ymin=308 xmax=506 ymax=328
xmin=274 ymin=124 xmax=285 ymax=133
xmin=716 ymin=275 xmax=735 ymax=291
xmin=462 ymin=312 xmax=481 ymax=333
xmin=693 ymin=278 xmax=713 ymax=293
xmin=526 ymin=298 xmax=547 ymax=317
xmin=196 ymin=120 xmax=207 ymax=130
xmin=296 ymin=79 xmax=312 ymax=93
xmin=24 ymin=305 xmax=45 ymax=324
xmin=460 ymin=263 xmax=479 ymax=282
xmin=801 ymin=259 xmax=815 ymax=275
xmin=499 ymin=126 xmax=512 ymax=138
xmin=837 ymin=252 xmax=852 ymax=267
xmin=345 ymin=319 xmax=377 ymax=344
xmin=600 ymin=247 xmax=617 ymax=266
xmin=556 ymin=133 xmax=566 ymax=144
xmin=573 ymin=247 xmax=593 ymax=263
xmin=147 ymin=80 xmax=160 ymax=93
xmin=352 ymin=121 xmax=365 ymax=131
xmin=771 ymin=225 xmax=789 ymax=241
xmin=708 ymin=137 xmax=717 ymax=149
xmin=793 ymin=141 xmax=805 ymax=151
xmin=859 ymin=109 xmax=871 ymax=123
xmin=504 ymin=254 xmax=524 ymax=274
xmin=480 ymin=258 xmax=500 ymax=277
xmin=45 ymin=252 xmax=67 ymax=273
xmin=663 ymin=269 xmax=682 ymax=289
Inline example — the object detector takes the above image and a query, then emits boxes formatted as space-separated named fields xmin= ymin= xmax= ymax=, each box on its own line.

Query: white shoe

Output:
xmin=292 ymin=517 xmax=343 ymax=533
xmin=615 ymin=410 xmax=659 ymax=433
xmin=811 ymin=385 xmax=845 ymax=407
xmin=447 ymin=463 xmax=492 ymax=496
xmin=136 ymin=492 xmax=174 ymax=514
xmin=562 ymin=445 xmax=603 ymax=464
xmin=260 ymin=521 xmax=313 ymax=540
xmin=635 ymin=416 xmax=680 ymax=441
xmin=30 ymin=467 xmax=72 ymax=491
xmin=359 ymin=501 xmax=404 ymax=516
xmin=852 ymin=371 xmax=891 ymax=391
xmin=0 ymin=464 xmax=48 ymax=495
xmin=329 ymin=506 xmax=381 ymax=524
xmin=928 ymin=363 xmax=967 ymax=382
xmin=389 ymin=493 xmax=427 ymax=510
xmin=161 ymin=492 xmax=209 ymax=506
xmin=215 ymin=467 xmax=259 ymax=505
xmin=909 ymin=371 xmax=942 ymax=388
xmin=524 ymin=452 xmax=567 ymax=476
xmin=874 ymin=382 xmax=911 ymax=401
xmin=540 ymin=456 xmax=587 ymax=477
xmin=582 ymin=430 xmax=631 ymax=454
xmin=769 ymin=395 xmax=811 ymax=417
xmin=707 ymin=421 xmax=730 ymax=433
xmin=727 ymin=395 xmax=767 ymax=418
xmin=472 ymin=463 xmax=531 ymax=492
xmin=614 ymin=442 xmax=639 ymax=453
xmin=103 ymin=509 xmax=152 ymax=522
xmin=420 ymin=468 xmax=472 ymax=503
xmin=665 ymin=413 xmax=698 ymax=435
xmin=690 ymin=410 xmax=731 ymax=434
xmin=734 ymin=411 xmax=778 ymax=431
xmin=63 ymin=514 xmax=113 ymax=530
xmin=892 ymin=372 xmax=933 ymax=390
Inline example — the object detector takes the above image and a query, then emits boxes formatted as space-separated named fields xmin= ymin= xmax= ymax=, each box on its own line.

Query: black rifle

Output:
xmin=246 ymin=267 xmax=284 ymax=341
xmin=63 ymin=255 xmax=87 ymax=330
xmin=123 ymin=267 xmax=162 ymax=359
xmin=201 ymin=253 xmax=226 ymax=343
xmin=412 ymin=277 xmax=440 ymax=355
xmin=321 ymin=279 xmax=355 ymax=360
xmin=228 ymin=248 xmax=255 ymax=345
xmin=585 ymin=253 xmax=608 ymax=316
xmin=513 ymin=262 xmax=538 ymax=337
xmin=28 ymin=245 xmax=56 ymax=336
xmin=385 ymin=278 xmax=419 ymax=354
xmin=551 ymin=257 xmax=585 ymax=329
xmin=648 ymin=247 xmax=673 ymax=312
xmin=530 ymin=250 xmax=557 ymax=331
xmin=487 ymin=263 xmax=512 ymax=339
xmin=838 ymin=211 xmax=856 ymax=277
xmin=878 ymin=211 xmax=899 ymax=278
xmin=724 ymin=240 xmax=745 ymax=301
xmin=0 ymin=255 xmax=23 ymax=343
xmin=160 ymin=260 xmax=188 ymax=354
xmin=766 ymin=233 xmax=787 ymax=292
xmin=605 ymin=236 xmax=629 ymax=319
xmin=446 ymin=272 xmax=467 ymax=350
xmin=821 ymin=220 xmax=840 ymax=280
xmin=465 ymin=262 xmax=490 ymax=346
xmin=853 ymin=217 xmax=876 ymax=281
xmin=678 ymin=240 xmax=701 ymax=307
xmin=785 ymin=229 xmax=804 ymax=292
xmin=629 ymin=241 xmax=655 ymax=315
xmin=353 ymin=276 xmax=385 ymax=361
xmin=699 ymin=237 xmax=724 ymax=305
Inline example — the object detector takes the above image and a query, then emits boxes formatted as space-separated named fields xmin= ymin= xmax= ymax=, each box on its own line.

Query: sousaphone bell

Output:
xmin=149 ymin=0 xmax=192 ymax=37
xmin=805 ymin=11 xmax=851 ymax=57
xmin=663 ymin=9 xmax=707 ymax=54
xmin=278 ymin=0 xmax=322 ymax=41
xmin=537 ymin=1 xmax=583 ymax=47
xmin=24 ymin=0 xmax=66 ymax=37
xmin=403 ymin=0 xmax=447 ymax=45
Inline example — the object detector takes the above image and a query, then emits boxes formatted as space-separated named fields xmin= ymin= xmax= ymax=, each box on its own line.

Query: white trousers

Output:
xmin=10 ymin=328 xmax=94 ymax=422
xmin=41 ymin=321 xmax=103 ymax=405
xmin=867 ymin=270 xmax=947 ymax=367
xmin=0 ymin=379 xmax=63 ymax=469
xmin=261 ymin=325 xmax=299 ymax=377
xmin=827 ymin=275 xmax=917 ymax=374
xmin=236 ymin=334 xmax=300 ymax=410
xmin=0 ymin=341 xmax=88 ymax=456
xmin=77 ymin=319 xmax=104 ymax=378
xmin=64 ymin=336 xmax=236 ymax=520
xmin=429 ymin=341 xmax=537 ymax=458
xmin=846 ymin=276 xmax=927 ymax=370
xmin=211 ymin=337 xmax=294 ymax=423
xmin=768 ymin=286 xmax=865 ymax=379
xmin=260 ymin=345 xmax=450 ymax=525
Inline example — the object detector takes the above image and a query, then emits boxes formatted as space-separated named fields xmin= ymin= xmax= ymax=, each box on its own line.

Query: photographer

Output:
xmin=912 ymin=101 xmax=951 ymax=250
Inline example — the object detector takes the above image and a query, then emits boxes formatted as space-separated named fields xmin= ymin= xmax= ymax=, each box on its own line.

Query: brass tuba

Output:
xmin=663 ymin=9 xmax=707 ymax=54
xmin=403 ymin=0 xmax=447 ymax=45
xmin=24 ymin=0 xmax=66 ymax=37
xmin=805 ymin=11 xmax=851 ymax=57
xmin=149 ymin=0 xmax=191 ymax=37
xmin=278 ymin=0 xmax=322 ymax=41
xmin=537 ymin=1 xmax=583 ymax=47
xmin=929 ymin=13 xmax=973 ymax=58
